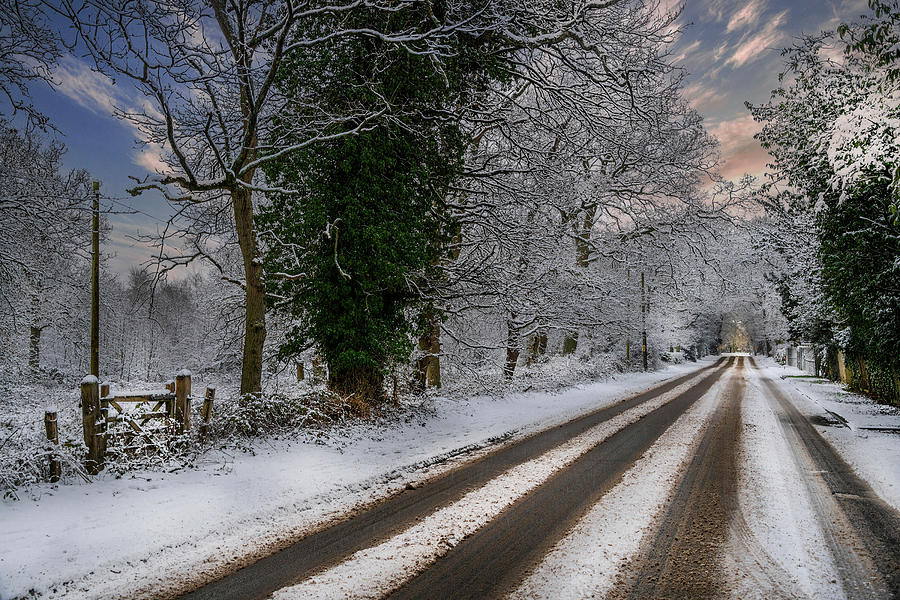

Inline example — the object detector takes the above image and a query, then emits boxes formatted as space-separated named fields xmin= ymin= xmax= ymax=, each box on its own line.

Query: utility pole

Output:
xmin=641 ymin=271 xmax=647 ymax=371
xmin=90 ymin=181 xmax=100 ymax=377
xmin=625 ymin=269 xmax=631 ymax=367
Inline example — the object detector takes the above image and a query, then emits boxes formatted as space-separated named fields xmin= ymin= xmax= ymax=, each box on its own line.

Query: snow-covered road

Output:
xmin=2 ymin=355 xmax=899 ymax=600
xmin=0 ymin=360 xmax=710 ymax=599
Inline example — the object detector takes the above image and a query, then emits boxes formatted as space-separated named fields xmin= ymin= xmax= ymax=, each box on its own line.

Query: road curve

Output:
xmin=386 ymin=359 xmax=733 ymax=600
xmin=176 ymin=359 xmax=729 ymax=600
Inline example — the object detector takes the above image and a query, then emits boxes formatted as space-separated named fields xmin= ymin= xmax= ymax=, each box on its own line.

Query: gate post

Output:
xmin=200 ymin=386 xmax=215 ymax=437
xmin=80 ymin=375 xmax=104 ymax=474
xmin=175 ymin=370 xmax=192 ymax=433
xmin=44 ymin=410 xmax=61 ymax=482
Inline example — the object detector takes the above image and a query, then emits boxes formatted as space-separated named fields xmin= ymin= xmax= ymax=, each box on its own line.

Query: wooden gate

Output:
xmin=79 ymin=370 xmax=215 ymax=474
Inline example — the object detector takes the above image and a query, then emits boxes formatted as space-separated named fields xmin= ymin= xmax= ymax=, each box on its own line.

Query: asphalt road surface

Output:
xmin=178 ymin=358 xmax=729 ymax=600
xmin=172 ymin=355 xmax=900 ymax=600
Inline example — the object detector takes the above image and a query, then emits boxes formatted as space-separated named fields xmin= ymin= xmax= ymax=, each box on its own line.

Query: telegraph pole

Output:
xmin=90 ymin=181 xmax=100 ymax=377
xmin=625 ymin=269 xmax=631 ymax=367
xmin=641 ymin=271 xmax=648 ymax=371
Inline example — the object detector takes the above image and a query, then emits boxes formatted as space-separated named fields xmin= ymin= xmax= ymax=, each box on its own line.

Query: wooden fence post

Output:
xmin=80 ymin=375 xmax=104 ymax=474
xmin=174 ymin=370 xmax=192 ymax=433
xmin=296 ymin=362 xmax=305 ymax=382
xmin=44 ymin=410 xmax=61 ymax=482
xmin=200 ymin=387 xmax=215 ymax=437
xmin=165 ymin=380 xmax=175 ymax=417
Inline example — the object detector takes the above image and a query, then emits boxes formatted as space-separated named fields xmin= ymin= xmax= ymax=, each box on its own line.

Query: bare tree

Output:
xmin=0 ymin=0 xmax=60 ymax=126
xmin=0 ymin=124 xmax=93 ymax=375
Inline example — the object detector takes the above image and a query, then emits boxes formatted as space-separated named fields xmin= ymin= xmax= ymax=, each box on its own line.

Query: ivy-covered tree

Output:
xmin=260 ymin=7 xmax=499 ymax=402
xmin=749 ymin=6 xmax=900 ymax=402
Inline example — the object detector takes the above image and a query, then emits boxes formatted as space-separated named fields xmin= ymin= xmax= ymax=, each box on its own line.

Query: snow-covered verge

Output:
xmin=0 ymin=359 xmax=711 ymax=600
xmin=756 ymin=358 xmax=900 ymax=512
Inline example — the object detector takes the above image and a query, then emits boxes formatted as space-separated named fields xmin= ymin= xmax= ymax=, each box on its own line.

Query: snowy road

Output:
xmin=3 ymin=356 xmax=899 ymax=600
xmin=182 ymin=359 xmax=729 ymax=600
xmin=186 ymin=356 xmax=900 ymax=600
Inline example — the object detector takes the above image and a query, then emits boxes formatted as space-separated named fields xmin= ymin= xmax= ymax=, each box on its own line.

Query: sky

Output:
xmin=21 ymin=0 xmax=874 ymax=275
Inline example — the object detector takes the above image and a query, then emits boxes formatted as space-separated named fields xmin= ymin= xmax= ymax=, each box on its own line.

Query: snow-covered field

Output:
xmin=0 ymin=360 xmax=707 ymax=600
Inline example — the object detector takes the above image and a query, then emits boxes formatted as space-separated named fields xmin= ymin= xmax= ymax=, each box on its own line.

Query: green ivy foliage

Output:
xmin=818 ymin=182 xmax=900 ymax=389
xmin=260 ymin=6 xmax=506 ymax=399
xmin=751 ymin=15 xmax=900 ymax=403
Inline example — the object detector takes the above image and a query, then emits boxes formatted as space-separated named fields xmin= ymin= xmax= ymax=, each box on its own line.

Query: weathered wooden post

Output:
xmin=44 ymin=409 xmax=61 ymax=482
xmin=164 ymin=380 xmax=175 ymax=416
xmin=296 ymin=362 xmax=305 ymax=382
xmin=174 ymin=370 xmax=192 ymax=433
xmin=199 ymin=386 xmax=215 ymax=437
xmin=80 ymin=375 xmax=104 ymax=474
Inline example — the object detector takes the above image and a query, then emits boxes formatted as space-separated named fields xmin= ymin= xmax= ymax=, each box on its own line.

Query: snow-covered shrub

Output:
xmin=210 ymin=391 xmax=351 ymax=438
xmin=0 ymin=384 xmax=88 ymax=499
xmin=659 ymin=350 xmax=685 ymax=364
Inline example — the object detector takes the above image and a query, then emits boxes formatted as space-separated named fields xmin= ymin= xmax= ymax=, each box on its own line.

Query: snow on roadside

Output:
xmin=271 ymin=366 xmax=715 ymax=600
xmin=0 ymin=360 xmax=711 ymax=600
xmin=727 ymin=370 xmax=844 ymax=600
xmin=509 ymin=365 xmax=726 ymax=599
xmin=756 ymin=358 xmax=900 ymax=512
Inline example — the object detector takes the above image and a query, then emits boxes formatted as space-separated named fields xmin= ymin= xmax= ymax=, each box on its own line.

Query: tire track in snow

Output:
xmin=508 ymin=357 xmax=728 ymax=599
xmin=179 ymin=359 xmax=728 ymax=600
xmin=270 ymin=362 xmax=731 ymax=600
xmin=615 ymin=357 xmax=745 ymax=600
xmin=756 ymin=367 xmax=899 ymax=599
xmin=725 ymin=360 xmax=845 ymax=600
xmin=378 ymin=360 xmax=733 ymax=600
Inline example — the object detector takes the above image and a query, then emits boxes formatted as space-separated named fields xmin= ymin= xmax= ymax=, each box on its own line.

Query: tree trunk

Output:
xmin=232 ymin=185 xmax=266 ymax=396
xmin=527 ymin=330 xmax=548 ymax=364
xmin=504 ymin=318 xmax=520 ymax=380
xmin=416 ymin=306 xmax=441 ymax=390
xmin=564 ymin=205 xmax=596 ymax=355
xmin=574 ymin=206 xmax=595 ymax=268
xmin=562 ymin=332 xmax=578 ymax=355
xmin=29 ymin=291 xmax=41 ymax=374
xmin=29 ymin=325 xmax=41 ymax=375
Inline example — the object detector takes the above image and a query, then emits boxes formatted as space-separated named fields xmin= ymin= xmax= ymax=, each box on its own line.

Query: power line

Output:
xmin=2 ymin=192 xmax=169 ymax=222
xmin=103 ymin=196 xmax=168 ymax=222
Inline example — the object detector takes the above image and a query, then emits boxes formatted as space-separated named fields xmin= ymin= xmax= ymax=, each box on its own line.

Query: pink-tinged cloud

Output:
xmin=709 ymin=114 xmax=770 ymax=179
xmin=726 ymin=1 xmax=766 ymax=33
xmin=134 ymin=147 xmax=170 ymax=175
xmin=726 ymin=10 xmax=788 ymax=68
xmin=673 ymin=40 xmax=702 ymax=64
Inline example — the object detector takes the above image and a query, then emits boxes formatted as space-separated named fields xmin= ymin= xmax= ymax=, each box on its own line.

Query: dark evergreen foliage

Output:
xmin=260 ymin=7 xmax=504 ymax=400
